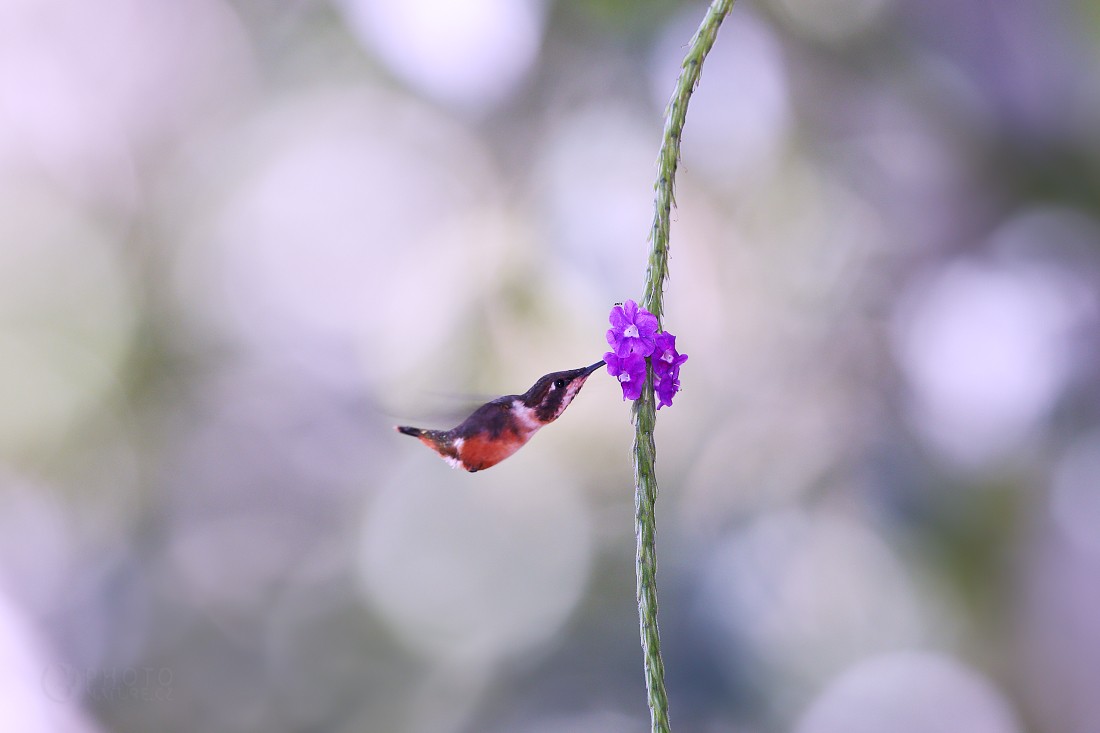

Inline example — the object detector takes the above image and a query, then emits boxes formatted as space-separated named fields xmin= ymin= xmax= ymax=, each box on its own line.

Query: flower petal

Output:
xmin=636 ymin=311 xmax=659 ymax=338
xmin=655 ymin=373 xmax=680 ymax=409
xmin=654 ymin=331 xmax=676 ymax=354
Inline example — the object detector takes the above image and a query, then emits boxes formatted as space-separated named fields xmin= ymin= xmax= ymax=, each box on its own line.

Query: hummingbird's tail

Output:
xmin=395 ymin=426 xmax=463 ymax=470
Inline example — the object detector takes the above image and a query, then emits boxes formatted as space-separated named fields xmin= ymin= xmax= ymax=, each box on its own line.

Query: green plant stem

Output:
xmin=632 ymin=1 xmax=734 ymax=731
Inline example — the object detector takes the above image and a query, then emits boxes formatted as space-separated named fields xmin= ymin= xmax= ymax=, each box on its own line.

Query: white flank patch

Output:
xmin=442 ymin=437 xmax=464 ymax=469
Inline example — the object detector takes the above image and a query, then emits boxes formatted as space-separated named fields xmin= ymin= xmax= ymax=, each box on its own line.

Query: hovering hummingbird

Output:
xmin=396 ymin=360 xmax=605 ymax=472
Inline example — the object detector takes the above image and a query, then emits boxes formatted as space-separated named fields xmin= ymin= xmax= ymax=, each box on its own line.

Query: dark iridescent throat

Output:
xmin=522 ymin=361 xmax=605 ymax=423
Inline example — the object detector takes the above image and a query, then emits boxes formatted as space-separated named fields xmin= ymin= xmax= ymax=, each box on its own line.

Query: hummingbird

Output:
xmin=396 ymin=360 xmax=605 ymax=472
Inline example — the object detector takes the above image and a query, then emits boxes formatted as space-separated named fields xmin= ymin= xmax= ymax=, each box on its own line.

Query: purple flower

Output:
xmin=655 ymin=373 xmax=680 ymax=410
xmin=604 ymin=351 xmax=647 ymax=401
xmin=652 ymin=331 xmax=688 ymax=380
xmin=606 ymin=300 xmax=658 ymax=358
xmin=601 ymin=301 xmax=687 ymax=408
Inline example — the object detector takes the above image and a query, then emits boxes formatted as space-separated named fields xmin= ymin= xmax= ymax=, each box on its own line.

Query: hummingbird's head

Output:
xmin=521 ymin=360 xmax=605 ymax=424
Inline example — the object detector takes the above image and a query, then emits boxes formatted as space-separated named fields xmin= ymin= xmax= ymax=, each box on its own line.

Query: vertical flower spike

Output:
xmin=627 ymin=2 xmax=731 ymax=730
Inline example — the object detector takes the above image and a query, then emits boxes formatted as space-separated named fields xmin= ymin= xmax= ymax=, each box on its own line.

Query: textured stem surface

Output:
xmin=633 ymin=1 xmax=734 ymax=731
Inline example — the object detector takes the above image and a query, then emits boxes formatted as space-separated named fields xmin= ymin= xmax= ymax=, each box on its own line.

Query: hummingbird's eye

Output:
xmin=553 ymin=378 xmax=566 ymax=390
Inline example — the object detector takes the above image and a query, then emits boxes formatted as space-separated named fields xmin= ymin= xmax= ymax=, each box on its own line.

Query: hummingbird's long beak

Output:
xmin=582 ymin=360 xmax=606 ymax=376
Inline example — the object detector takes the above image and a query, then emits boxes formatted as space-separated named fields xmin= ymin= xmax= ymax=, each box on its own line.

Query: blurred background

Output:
xmin=1 ymin=0 xmax=1099 ymax=731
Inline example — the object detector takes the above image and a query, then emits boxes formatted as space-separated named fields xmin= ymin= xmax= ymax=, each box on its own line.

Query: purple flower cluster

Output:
xmin=604 ymin=300 xmax=687 ymax=408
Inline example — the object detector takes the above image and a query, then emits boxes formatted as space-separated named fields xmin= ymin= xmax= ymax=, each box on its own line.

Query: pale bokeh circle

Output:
xmin=357 ymin=459 xmax=593 ymax=662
